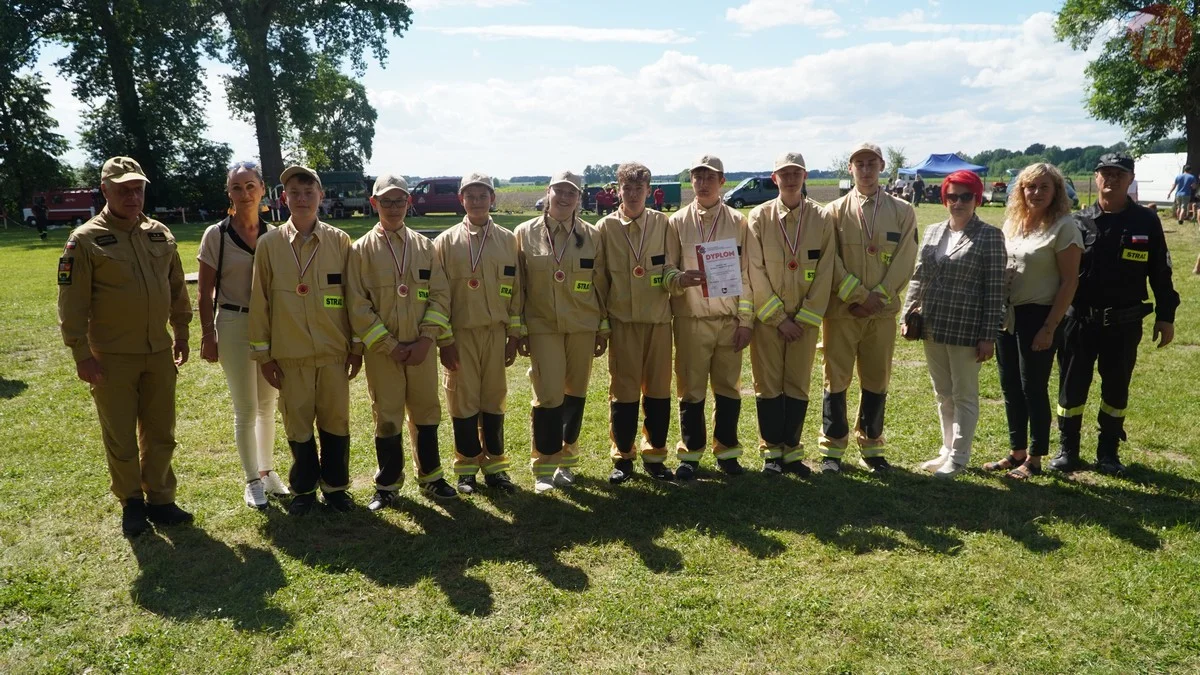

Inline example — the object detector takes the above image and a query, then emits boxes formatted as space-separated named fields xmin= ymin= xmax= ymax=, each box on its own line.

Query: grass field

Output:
xmin=2 ymin=203 xmax=1200 ymax=673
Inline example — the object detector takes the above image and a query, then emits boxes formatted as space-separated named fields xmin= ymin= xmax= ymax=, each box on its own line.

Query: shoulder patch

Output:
xmin=147 ymin=232 xmax=167 ymax=242
xmin=64 ymin=240 xmax=77 ymax=250
xmin=57 ymin=257 xmax=73 ymax=285
xmin=95 ymin=234 xmax=118 ymax=246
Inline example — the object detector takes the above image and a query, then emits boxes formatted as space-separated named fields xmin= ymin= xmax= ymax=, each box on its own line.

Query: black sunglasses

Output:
xmin=944 ymin=193 xmax=976 ymax=204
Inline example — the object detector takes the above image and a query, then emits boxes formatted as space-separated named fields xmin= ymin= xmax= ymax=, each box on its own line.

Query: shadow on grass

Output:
xmin=129 ymin=524 xmax=290 ymax=632
xmin=0 ymin=376 xmax=27 ymax=399
xmin=256 ymin=461 xmax=1200 ymax=616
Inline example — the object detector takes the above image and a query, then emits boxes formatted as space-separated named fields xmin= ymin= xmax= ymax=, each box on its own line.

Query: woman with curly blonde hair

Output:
xmin=983 ymin=163 xmax=1082 ymax=479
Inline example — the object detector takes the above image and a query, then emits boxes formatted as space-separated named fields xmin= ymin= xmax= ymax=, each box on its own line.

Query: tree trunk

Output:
xmin=226 ymin=0 xmax=284 ymax=190
xmin=1188 ymin=1 xmax=1200 ymax=171
xmin=91 ymin=0 xmax=161 ymax=207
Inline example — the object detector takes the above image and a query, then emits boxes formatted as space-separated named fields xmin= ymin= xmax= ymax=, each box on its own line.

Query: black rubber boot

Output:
xmin=1049 ymin=414 xmax=1084 ymax=472
xmin=679 ymin=399 xmax=707 ymax=454
xmin=288 ymin=437 xmax=321 ymax=495
xmin=317 ymin=429 xmax=351 ymax=493
xmin=642 ymin=397 xmax=671 ymax=451
xmin=610 ymin=401 xmax=640 ymax=457
xmin=713 ymin=394 xmax=741 ymax=451
xmin=122 ymin=498 xmax=150 ymax=537
xmin=1095 ymin=409 xmax=1128 ymax=476
xmin=373 ymin=433 xmax=405 ymax=490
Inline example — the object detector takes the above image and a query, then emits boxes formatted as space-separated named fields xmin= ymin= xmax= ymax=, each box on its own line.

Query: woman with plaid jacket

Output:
xmin=902 ymin=170 xmax=1007 ymax=478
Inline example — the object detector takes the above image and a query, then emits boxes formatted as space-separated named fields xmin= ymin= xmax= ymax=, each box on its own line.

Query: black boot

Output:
xmin=782 ymin=397 xmax=812 ymax=477
xmin=609 ymin=458 xmax=635 ymax=484
xmin=642 ymin=397 xmax=671 ymax=451
xmin=122 ymin=498 xmax=151 ymax=537
xmin=288 ymin=437 xmax=321 ymax=495
xmin=678 ymin=398 xmax=707 ymax=457
xmin=610 ymin=401 xmax=639 ymax=458
xmin=1049 ymin=414 xmax=1084 ymax=472
xmin=757 ymin=396 xmax=786 ymax=474
xmin=713 ymin=394 xmax=741 ymax=453
xmin=561 ymin=395 xmax=586 ymax=447
xmin=1095 ymin=408 xmax=1128 ymax=476
xmin=317 ymin=429 xmax=352 ymax=495
xmin=146 ymin=502 xmax=195 ymax=526
xmin=373 ymin=433 xmax=405 ymax=491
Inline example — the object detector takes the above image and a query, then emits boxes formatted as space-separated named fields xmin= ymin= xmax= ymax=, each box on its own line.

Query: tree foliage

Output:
xmin=583 ymin=163 xmax=620 ymax=184
xmin=1056 ymin=0 xmax=1200 ymax=169
xmin=885 ymin=146 xmax=908 ymax=174
xmin=291 ymin=56 xmax=377 ymax=172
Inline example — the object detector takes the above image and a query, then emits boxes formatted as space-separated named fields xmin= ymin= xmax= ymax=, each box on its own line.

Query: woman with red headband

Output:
xmin=901 ymin=170 xmax=1007 ymax=478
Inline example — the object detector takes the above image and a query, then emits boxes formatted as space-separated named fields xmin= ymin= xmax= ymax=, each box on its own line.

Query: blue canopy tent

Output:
xmin=900 ymin=154 xmax=987 ymax=177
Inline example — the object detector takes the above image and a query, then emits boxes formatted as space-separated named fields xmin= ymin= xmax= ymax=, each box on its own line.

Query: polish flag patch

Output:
xmin=1131 ymin=235 xmax=1149 ymax=243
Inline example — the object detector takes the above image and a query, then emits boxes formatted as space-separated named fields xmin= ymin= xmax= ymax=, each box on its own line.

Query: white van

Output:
xmin=1134 ymin=152 xmax=1186 ymax=206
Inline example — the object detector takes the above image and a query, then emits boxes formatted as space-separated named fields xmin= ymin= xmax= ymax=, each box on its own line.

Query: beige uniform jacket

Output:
xmin=516 ymin=214 xmax=609 ymax=336
xmin=666 ymin=201 xmax=754 ymax=327
xmin=825 ymin=189 xmax=918 ymax=318
xmin=58 ymin=207 xmax=191 ymax=362
xmin=433 ymin=218 xmax=523 ymax=342
xmin=595 ymin=209 xmax=676 ymax=325
xmin=346 ymin=223 xmax=452 ymax=356
xmin=746 ymin=197 xmax=836 ymax=329
xmin=249 ymin=219 xmax=361 ymax=366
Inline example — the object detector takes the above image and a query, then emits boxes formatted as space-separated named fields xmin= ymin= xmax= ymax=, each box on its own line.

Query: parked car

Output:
xmin=409 ymin=177 xmax=466 ymax=216
xmin=723 ymin=176 xmax=777 ymax=208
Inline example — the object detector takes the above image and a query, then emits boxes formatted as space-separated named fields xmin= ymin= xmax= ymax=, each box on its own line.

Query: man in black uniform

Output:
xmin=1050 ymin=153 xmax=1179 ymax=476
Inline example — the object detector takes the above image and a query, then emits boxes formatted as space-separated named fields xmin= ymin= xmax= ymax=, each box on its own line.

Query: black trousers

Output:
xmin=1057 ymin=313 xmax=1143 ymax=455
xmin=996 ymin=304 xmax=1058 ymax=456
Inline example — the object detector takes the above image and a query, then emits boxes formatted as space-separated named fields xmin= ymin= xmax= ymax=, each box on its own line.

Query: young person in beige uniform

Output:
xmin=514 ymin=171 xmax=610 ymax=493
xmin=595 ymin=162 xmax=680 ymax=483
xmin=249 ymin=166 xmax=363 ymax=515
xmin=346 ymin=174 xmax=458 ymax=509
xmin=198 ymin=161 xmax=288 ymax=510
xmin=434 ymin=173 xmax=524 ymax=494
xmin=820 ymin=143 xmax=918 ymax=474
xmin=666 ymin=155 xmax=753 ymax=479
xmin=746 ymin=152 xmax=836 ymax=476
xmin=58 ymin=156 xmax=194 ymax=537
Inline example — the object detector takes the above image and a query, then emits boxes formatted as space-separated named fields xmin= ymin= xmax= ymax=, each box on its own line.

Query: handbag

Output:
xmin=901 ymin=226 xmax=953 ymax=341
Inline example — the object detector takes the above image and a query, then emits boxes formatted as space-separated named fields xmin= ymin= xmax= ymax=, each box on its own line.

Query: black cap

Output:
xmin=1095 ymin=152 xmax=1134 ymax=173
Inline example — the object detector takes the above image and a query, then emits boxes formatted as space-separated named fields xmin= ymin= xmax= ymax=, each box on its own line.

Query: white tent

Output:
xmin=1134 ymin=152 xmax=1186 ymax=206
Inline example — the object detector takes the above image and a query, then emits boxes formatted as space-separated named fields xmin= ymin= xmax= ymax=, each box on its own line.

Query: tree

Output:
xmin=209 ymin=0 xmax=413 ymax=185
xmin=291 ymin=56 xmax=377 ymax=172
xmin=0 ymin=4 xmax=70 ymax=216
xmin=885 ymin=146 xmax=907 ymax=175
xmin=1056 ymin=1 xmax=1200 ymax=169
xmin=828 ymin=152 xmax=851 ymax=178
xmin=584 ymin=164 xmax=618 ymax=184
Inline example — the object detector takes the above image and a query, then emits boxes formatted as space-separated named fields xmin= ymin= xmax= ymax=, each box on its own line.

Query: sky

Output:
xmin=36 ymin=0 xmax=1124 ymax=178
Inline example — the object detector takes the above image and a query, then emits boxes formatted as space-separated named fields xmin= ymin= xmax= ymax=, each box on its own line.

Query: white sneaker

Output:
xmin=261 ymin=470 xmax=290 ymax=497
xmin=920 ymin=448 xmax=951 ymax=473
xmin=934 ymin=460 xmax=966 ymax=479
xmin=244 ymin=479 xmax=268 ymax=509
xmin=534 ymin=475 xmax=557 ymax=493
xmin=553 ymin=467 xmax=575 ymax=487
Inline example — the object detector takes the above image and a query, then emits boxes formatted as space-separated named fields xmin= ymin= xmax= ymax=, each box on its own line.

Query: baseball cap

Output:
xmin=849 ymin=142 xmax=885 ymax=164
xmin=459 ymin=172 xmax=495 ymax=193
xmin=101 ymin=156 xmax=150 ymax=184
xmin=549 ymin=171 xmax=583 ymax=190
xmin=1095 ymin=153 xmax=1135 ymax=173
xmin=774 ymin=152 xmax=807 ymax=171
xmin=690 ymin=155 xmax=725 ymax=173
xmin=280 ymin=165 xmax=323 ymax=189
xmin=372 ymin=174 xmax=410 ymax=196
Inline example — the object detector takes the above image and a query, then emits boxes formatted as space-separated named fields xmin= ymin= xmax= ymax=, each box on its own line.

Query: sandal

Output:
xmin=983 ymin=453 xmax=1026 ymax=472
xmin=1005 ymin=462 xmax=1042 ymax=480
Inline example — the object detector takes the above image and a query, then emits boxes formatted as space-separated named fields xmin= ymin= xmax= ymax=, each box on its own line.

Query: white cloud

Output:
xmin=820 ymin=28 xmax=848 ymax=39
xmin=423 ymin=25 xmax=694 ymax=44
xmin=864 ymin=9 xmax=1020 ymax=34
xmin=725 ymin=0 xmax=840 ymax=32
xmin=407 ymin=0 xmax=526 ymax=10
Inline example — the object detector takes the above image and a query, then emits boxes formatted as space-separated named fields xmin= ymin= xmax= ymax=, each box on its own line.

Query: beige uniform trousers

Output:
xmin=444 ymin=324 xmax=508 ymax=418
xmin=674 ymin=315 xmax=741 ymax=402
xmin=278 ymin=361 xmax=350 ymax=443
xmin=608 ymin=320 xmax=672 ymax=461
xmin=820 ymin=315 xmax=897 ymax=452
xmin=750 ymin=322 xmax=821 ymax=401
xmin=90 ymin=349 xmax=178 ymax=505
xmin=364 ymin=349 xmax=441 ymax=479
xmin=528 ymin=331 xmax=596 ymax=472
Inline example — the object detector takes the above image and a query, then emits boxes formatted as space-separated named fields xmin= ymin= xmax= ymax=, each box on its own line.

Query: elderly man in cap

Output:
xmin=433 ymin=172 xmax=524 ymax=494
xmin=346 ymin=174 xmax=457 ymax=510
xmin=664 ymin=154 xmax=753 ymax=479
xmin=514 ymin=170 xmax=609 ymax=492
xmin=58 ymin=156 xmax=194 ymax=537
xmin=819 ymin=143 xmax=918 ymax=474
xmin=1049 ymin=152 xmax=1179 ymax=476
xmin=744 ymin=152 xmax=836 ymax=476
xmin=249 ymin=165 xmax=363 ymax=515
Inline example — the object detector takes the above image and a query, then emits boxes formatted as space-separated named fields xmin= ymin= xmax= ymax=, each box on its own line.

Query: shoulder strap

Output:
xmin=213 ymin=217 xmax=229 ymax=312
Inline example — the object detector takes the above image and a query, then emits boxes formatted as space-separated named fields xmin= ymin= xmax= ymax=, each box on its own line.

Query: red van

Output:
xmin=408 ymin=177 xmax=464 ymax=216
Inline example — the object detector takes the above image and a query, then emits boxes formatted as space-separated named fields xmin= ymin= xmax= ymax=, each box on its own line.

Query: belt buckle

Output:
xmin=1101 ymin=307 xmax=1111 ymax=327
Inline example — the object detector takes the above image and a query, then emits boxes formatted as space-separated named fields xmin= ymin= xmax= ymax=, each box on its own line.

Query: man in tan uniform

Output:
xmin=746 ymin=152 xmax=836 ymax=476
xmin=58 ymin=156 xmax=194 ymax=537
xmin=347 ymin=174 xmax=457 ymax=510
xmin=250 ymin=166 xmax=363 ymax=515
xmin=514 ymin=171 xmax=610 ymax=492
xmin=820 ymin=143 xmax=918 ymax=473
xmin=595 ymin=162 xmax=680 ymax=483
xmin=434 ymin=172 xmax=524 ymax=494
xmin=666 ymin=155 xmax=753 ymax=480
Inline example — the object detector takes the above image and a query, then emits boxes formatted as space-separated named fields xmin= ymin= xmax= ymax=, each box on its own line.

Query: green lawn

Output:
xmin=2 ymin=204 xmax=1199 ymax=672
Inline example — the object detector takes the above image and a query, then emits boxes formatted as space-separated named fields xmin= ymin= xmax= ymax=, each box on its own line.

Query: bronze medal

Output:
xmin=397 ymin=283 xmax=409 ymax=297
xmin=554 ymin=269 xmax=566 ymax=282
xmin=468 ymin=277 xmax=480 ymax=290
xmin=787 ymin=260 xmax=799 ymax=271
xmin=633 ymin=265 xmax=645 ymax=278
xmin=296 ymin=283 xmax=310 ymax=296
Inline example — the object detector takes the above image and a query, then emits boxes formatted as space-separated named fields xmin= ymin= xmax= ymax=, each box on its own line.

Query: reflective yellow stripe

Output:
xmin=782 ymin=449 xmax=805 ymax=463
xmin=873 ymin=284 xmax=891 ymax=302
xmin=423 ymin=310 xmax=450 ymax=329
xmin=1057 ymin=404 xmax=1086 ymax=418
xmin=508 ymin=315 xmax=523 ymax=328
xmin=362 ymin=323 xmax=389 ymax=348
xmin=560 ymin=455 xmax=580 ymax=467
xmin=759 ymin=448 xmax=782 ymax=460
xmin=795 ymin=307 xmax=822 ymax=328
xmin=757 ymin=295 xmax=784 ymax=322
xmin=663 ymin=269 xmax=680 ymax=284
xmin=483 ymin=460 xmax=511 ymax=475
xmin=599 ymin=319 xmax=610 ymax=331
xmin=440 ymin=328 xmax=454 ymax=341
xmin=677 ymin=451 xmax=704 ymax=462
xmin=860 ymin=446 xmax=886 ymax=458
xmin=532 ymin=463 xmax=558 ymax=476
xmin=715 ymin=447 xmax=742 ymax=460
xmin=738 ymin=299 xmax=754 ymax=315
xmin=417 ymin=467 xmax=444 ymax=484
xmin=1099 ymin=402 xmax=1126 ymax=418
xmin=837 ymin=275 xmax=860 ymax=301
xmin=250 ymin=341 xmax=270 ymax=351
xmin=453 ymin=465 xmax=478 ymax=476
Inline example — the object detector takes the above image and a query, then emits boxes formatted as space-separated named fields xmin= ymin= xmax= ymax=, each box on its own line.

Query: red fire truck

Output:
xmin=23 ymin=188 xmax=105 ymax=227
